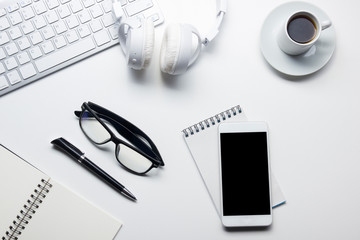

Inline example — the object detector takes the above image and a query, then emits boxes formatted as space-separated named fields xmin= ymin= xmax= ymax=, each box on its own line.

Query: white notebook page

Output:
xmin=0 ymin=145 xmax=122 ymax=240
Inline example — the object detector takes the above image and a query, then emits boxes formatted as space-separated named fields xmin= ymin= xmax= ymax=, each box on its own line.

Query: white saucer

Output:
xmin=260 ymin=1 xmax=336 ymax=76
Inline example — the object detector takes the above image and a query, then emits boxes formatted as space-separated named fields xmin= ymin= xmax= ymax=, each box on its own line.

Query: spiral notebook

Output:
xmin=0 ymin=144 xmax=122 ymax=240
xmin=182 ymin=105 xmax=286 ymax=217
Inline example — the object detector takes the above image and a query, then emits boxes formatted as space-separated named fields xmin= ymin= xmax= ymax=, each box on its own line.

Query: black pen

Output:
xmin=51 ymin=137 xmax=137 ymax=201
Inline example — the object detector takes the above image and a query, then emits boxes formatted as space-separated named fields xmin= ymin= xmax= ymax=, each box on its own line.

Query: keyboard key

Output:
xmin=19 ymin=63 xmax=37 ymax=79
xmin=53 ymin=21 xmax=67 ymax=34
xmin=69 ymin=0 xmax=83 ymax=13
xmin=0 ymin=48 xmax=5 ymax=59
xmin=119 ymin=0 xmax=127 ymax=6
xmin=89 ymin=5 xmax=103 ymax=18
xmin=0 ymin=17 xmax=10 ymax=30
xmin=78 ymin=10 xmax=91 ymax=23
xmin=45 ymin=10 xmax=59 ymax=24
xmin=9 ymin=12 xmax=23 ymax=25
xmin=5 ymin=57 xmax=18 ymax=70
xmin=93 ymin=30 xmax=110 ymax=46
xmin=35 ymin=37 xmax=96 ymax=72
xmin=54 ymin=35 xmax=67 ymax=48
xmin=89 ymin=19 xmax=102 ymax=32
xmin=45 ymin=0 xmax=60 ymax=10
xmin=20 ymin=21 xmax=35 ymax=34
xmin=41 ymin=41 xmax=55 ymax=54
xmin=5 ymin=42 xmax=19 ymax=56
xmin=0 ymin=76 xmax=9 ymax=90
xmin=78 ymin=25 xmax=91 ymax=38
xmin=7 ymin=3 xmax=20 ymax=13
xmin=82 ymin=0 xmax=95 ymax=8
xmin=0 ymin=62 xmax=5 ymax=74
xmin=0 ymin=8 xmax=6 ymax=17
xmin=29 ymin=46 xmax=43 ymax=59
xmin=58 ymin=5 xmax=71 ymax=18
xmin=19 ymin=0 xmax=33 ymax=7
xmin=102 ymin=13 xmax=115 ymax=27
xmin=29 ymin=32 xmax=43 ymax=45
xmin=42 ymin=27 xmax=55 ymax=39
xmin=65 ymin=15 xmax=79 ymax=29
xmin=9 ymin=26 xmax=22 ymax=40
xmin=65 ymin=30 xmax=79 ymax=43
xmin=7 ymin=70 xmax=21 ymax=85
xmin=21 ymin=6 xmax=35 ymax=20
xmin=0 ymin=32 xmax=10 ymax=45
xmin=101 ymin=0 xmax=113 ymax=13
xmin=17 ymin=52 xmax=31 ymax=64
xmin=33 ymin=1 xmax=47 ymax=15
xmin=125 ymin=0 xmax=153 ymax=16
xmin=17 ymin=37 xmax=31 ymax=50
xmin=33 ymin=16 xmax=47 ymax=29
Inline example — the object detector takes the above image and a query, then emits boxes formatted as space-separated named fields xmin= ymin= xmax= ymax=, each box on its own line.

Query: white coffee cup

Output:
xmin=277 ymin=11 xmax=331 ymax=55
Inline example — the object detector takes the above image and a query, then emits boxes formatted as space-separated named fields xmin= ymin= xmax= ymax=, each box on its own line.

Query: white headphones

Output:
xmin=113 ymin=0 xmax=227 ymax=75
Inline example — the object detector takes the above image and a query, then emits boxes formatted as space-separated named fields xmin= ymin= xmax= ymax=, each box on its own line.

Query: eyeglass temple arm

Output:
xmin=98 ymin=113 xmax=164 ymax=165
xmin=74 ymin=110 xmax=164 ymax=166
xmin=84 ymin=104 xmax=162 ymax=157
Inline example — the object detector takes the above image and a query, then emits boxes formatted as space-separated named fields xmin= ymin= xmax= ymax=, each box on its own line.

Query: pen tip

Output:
xmin=122 ymin=188 xmax=137 ymax=201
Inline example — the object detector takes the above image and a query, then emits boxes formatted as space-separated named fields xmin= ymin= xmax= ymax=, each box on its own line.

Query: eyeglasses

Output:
xmin=74 ymin=102 xmax=164 ymax=174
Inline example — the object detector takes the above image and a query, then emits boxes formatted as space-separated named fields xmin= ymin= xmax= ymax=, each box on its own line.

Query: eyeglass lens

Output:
xmin=116 ymin=144 xmax=153 ymax=174
xmin=81 ymin=110 xmax=111 ymax=144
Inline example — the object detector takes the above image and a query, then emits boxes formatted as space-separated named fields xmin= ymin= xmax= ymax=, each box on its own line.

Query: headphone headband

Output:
xmin=118 ymin=18 xmax=142 ymax=51
xmin=202 ymin=0 xmax=227 ymax=45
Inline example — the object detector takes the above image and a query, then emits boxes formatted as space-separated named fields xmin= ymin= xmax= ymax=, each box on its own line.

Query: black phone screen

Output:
xmin=220 ymin=132 xmax=271 ymax=216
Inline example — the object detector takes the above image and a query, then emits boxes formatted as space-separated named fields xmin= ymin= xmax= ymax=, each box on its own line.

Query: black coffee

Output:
xmin=287 ymin=16 xmax=317 ymax=44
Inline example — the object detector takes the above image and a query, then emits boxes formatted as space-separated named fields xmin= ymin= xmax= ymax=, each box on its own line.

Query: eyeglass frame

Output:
xmin=75 ymin=102 xmax=164 ymax=174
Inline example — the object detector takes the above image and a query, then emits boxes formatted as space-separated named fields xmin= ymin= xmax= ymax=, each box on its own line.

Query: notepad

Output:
xmin=0 ymin=144 xmax=122 ymax=240
xmin=182 ymin=105 xmax=286 ymax=217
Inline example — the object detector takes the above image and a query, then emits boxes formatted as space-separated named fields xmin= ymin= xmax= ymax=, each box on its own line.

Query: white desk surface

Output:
xmin=1 ymin=0 xmax=360 ymax=239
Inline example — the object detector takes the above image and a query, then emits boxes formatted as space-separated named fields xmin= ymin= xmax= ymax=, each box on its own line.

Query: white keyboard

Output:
xmin=0 ymin=0 xmax=164 ymax=96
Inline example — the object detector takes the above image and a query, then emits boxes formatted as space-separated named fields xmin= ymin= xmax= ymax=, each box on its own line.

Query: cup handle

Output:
xmin=321 ymin=20 xmax=332 ymax=30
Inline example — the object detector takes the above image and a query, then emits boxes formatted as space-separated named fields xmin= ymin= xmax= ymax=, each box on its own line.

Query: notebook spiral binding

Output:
xmin=2 ymin=179 xmax=53 ymax=240
xmin=182 ymin=105 xmax=242 ymax=137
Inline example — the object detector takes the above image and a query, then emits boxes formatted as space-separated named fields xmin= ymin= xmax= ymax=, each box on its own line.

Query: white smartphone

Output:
xmin=218 ymin=122 xmax=272 ymax=227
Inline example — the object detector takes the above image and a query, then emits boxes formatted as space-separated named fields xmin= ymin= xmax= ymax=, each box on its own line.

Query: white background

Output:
xmin=1 ymin=0 xmax=360 ymax=239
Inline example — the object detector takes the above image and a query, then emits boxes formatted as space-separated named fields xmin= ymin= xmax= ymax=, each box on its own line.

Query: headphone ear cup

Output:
xmin=159 ymin=24 xmax=182 ymax=75
xmin=119 ymin=18 xmax=154 ymax=70
xmin=142 ymin=19 xmax=155 ymax=68
xmin=160 ymin=24 xmax=202 ymax=75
